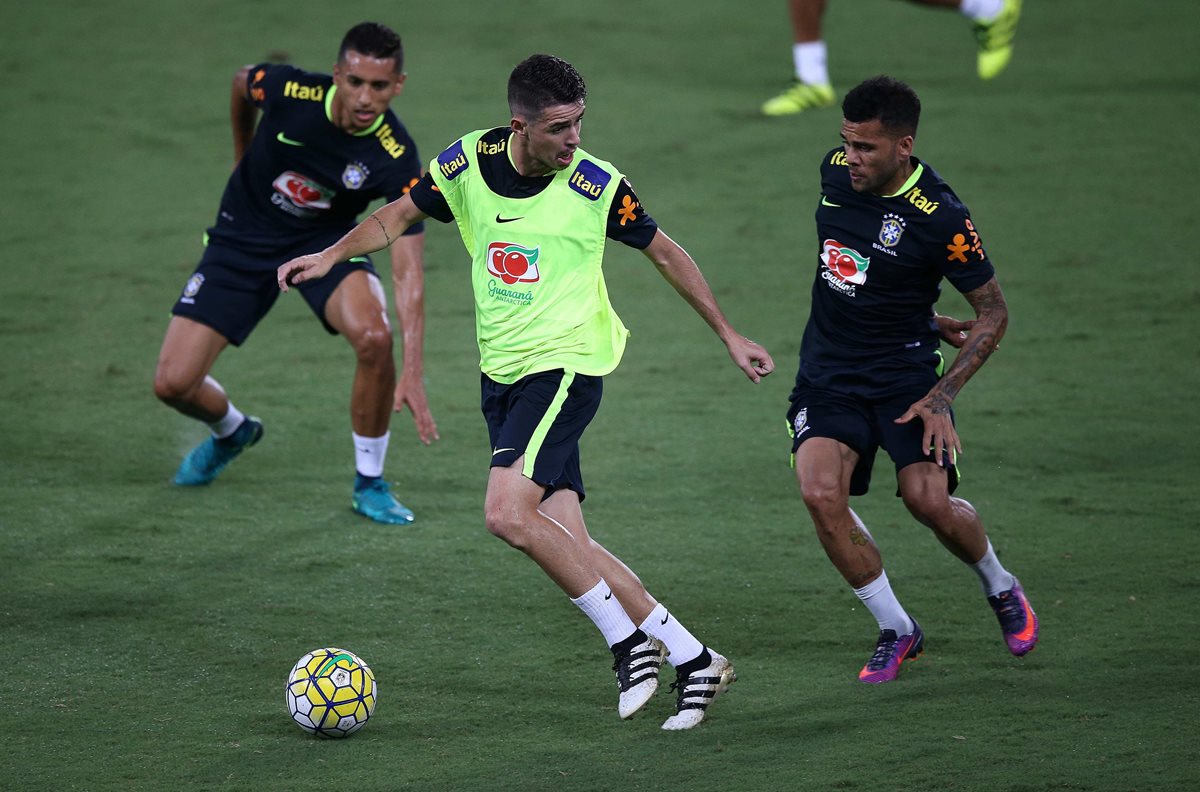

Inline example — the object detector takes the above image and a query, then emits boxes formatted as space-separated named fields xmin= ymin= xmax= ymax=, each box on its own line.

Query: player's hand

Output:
xmin=726 ymin=336 xmax=775 ymax=384
xmin=934 ymin=314 xmax=975 ymax=349
xmin=395 ymin=370 xmax=439 ymax=445
xmin=277 ymin=253 xmax=335 ymax=292
xmin=895 ymin=393 xmax=961 ymax=467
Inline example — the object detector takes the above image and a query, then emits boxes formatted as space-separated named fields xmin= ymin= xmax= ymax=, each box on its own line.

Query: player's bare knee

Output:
xmin=800 ymin=478 xmax=845 ymax=521
xmin=153 ymin=366 xmax=197 ymax=406
xmin=349 ymin=323 xmax=393 ymax=366
xmin=902 ymin=490 xmax=951 ymax=529
xmin=484 ymin=508 xmax=528 ymax=549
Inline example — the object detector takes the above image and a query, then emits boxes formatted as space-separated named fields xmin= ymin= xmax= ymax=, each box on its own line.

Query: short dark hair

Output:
xmin=508 ymin=54 xmax=587 ymax=120
xmin=338 ymin=22 xmax=403 ymax=73
xmin=842 ymin=75 xmax=921 ymax=138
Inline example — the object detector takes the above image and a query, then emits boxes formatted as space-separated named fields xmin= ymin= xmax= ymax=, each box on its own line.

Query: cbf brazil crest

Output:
xmin=879 ymin=213 xmax=906 ymax=247
xmin=342 ymin=161 xmax=370 ymax=189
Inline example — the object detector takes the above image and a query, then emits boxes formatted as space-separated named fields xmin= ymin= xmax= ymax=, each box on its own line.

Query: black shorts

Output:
xmin=787 ymin=373 xmax=960 ymax=497
xmin=170 ymin=239 xmax=377 ymax=346
xmin=480 ymin=370 xmax=603 ymax=502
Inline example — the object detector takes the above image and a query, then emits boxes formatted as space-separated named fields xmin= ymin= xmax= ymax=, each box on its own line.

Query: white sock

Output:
xmin=960 ymin=0 xmax=1003 ymax=21
xmin=639 ymin=604 xmax=704 ymax=667
xmin=792 ymin=41 xmax=829 ymax=86
xmin=853 ymin=571 xmax=913 ymax=635
xmin=353 ymin=431 xmax=389 ymax=477
xmin=571 ymin=579 xmax=637 ymax=648
xmin=971 ymin=540 xmax=1016 ymax=596
xmin=209 ymin=403 xmax=245 ymax=439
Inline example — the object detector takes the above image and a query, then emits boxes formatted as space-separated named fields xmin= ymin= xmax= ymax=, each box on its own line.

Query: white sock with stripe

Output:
xmin=353 ymin=431 xmax=389 ymax=477
xmin=639 ymin=603 xmax=704 ymax=667
xmin=571 ymin=579 xmax=637 ymax=648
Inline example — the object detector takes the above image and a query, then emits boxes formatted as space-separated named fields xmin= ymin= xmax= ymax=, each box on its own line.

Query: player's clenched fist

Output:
xmin=277 ymin=253 xmax=335 ymax=292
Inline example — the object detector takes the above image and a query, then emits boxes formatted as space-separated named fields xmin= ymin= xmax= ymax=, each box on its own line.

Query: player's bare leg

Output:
xmin=154 ymin=316 xmax=230 ymax=422
xmin=898 ymin=462 xmax=1038 ymax=654
xmin=796 ymin=437 xmax=922 ymax=682
xmin=540 ymin=488 xmax=656 ymax=622
xmin=155 ymin=316 xmax=263 ymax=485
xmin=325 ymin=271 xmax=412 ymax=524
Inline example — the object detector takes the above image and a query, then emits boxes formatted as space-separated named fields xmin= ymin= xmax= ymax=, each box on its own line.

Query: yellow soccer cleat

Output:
xmin=761 ymin=80 xmax=836 ymax=117
xmin=974 ymin=0 xmax=1023 ymax=80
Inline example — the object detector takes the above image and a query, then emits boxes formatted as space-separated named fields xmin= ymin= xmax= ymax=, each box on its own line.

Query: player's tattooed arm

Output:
xmin=895 ymin=276 xmax=1008 ymax=464
xmin=931 ymin=277 xmax=1008 ymax=403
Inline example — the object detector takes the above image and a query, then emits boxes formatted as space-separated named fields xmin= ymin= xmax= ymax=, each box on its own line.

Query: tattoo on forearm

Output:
xmin=370 ymin=213 xmax=392 ymax=246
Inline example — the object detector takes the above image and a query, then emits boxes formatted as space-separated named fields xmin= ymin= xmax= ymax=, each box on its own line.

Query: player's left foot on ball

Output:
xmin=974 ymin=0 xmax=1022 ymax=80
xmin=352 ymin=475 xmax=415 ymax=525
xmin=612 ymin=630 xmax=666 ymax=719
xmin=661 ymin=647 xmax=736 ymax=731
xmin=988 ymin=577 xmax=1039 ymax=656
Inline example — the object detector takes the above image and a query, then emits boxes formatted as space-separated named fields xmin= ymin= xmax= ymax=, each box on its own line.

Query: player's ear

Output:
xmin=510 ymin=115 xmax=527 ymax=136
xmin=392 ymin=72 xmax=406 ymax=98
xmin=898 ymin=135 xmax=914 ymax=159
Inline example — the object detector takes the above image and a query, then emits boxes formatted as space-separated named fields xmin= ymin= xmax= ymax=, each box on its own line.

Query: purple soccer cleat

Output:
xmin=859 ymin=622 xmax=924 ymax=684
xmin=988 ymin=578 xmax=1039 ymax=656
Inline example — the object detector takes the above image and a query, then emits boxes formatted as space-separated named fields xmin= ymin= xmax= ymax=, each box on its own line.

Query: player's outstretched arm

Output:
xmin=896 ymin=277 xmax=1009 ymax=463
xmin=641 ymin=229 xmax=775 ymax=384
xmin=389 ymin=232 xmax=439 ymax=445
xmin=277 ymin=193 xmax=428 ymax=292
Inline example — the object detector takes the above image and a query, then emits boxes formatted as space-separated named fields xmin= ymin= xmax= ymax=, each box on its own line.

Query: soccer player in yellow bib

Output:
xmin=278 ymin=54 xmax=774 ymax=730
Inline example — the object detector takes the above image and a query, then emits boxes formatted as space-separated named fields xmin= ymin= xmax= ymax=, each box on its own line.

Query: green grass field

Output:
xmin=3 ymin=1 xmax=1198 ymax=789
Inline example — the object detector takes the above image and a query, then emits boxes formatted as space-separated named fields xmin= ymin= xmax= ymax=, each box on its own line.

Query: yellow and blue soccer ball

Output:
xmin=285 ymin=647 xmax=377 ymax=737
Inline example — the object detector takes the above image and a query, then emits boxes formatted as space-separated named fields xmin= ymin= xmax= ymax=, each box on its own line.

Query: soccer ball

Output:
xmin=285 ymin=647 xmax=377 ymax=737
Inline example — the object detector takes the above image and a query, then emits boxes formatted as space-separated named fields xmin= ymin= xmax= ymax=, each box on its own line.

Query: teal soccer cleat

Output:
xmin=352 ymin=475 xmax=415 ymax=525
xmin=173 ymin=417 xmax=264 ymax=486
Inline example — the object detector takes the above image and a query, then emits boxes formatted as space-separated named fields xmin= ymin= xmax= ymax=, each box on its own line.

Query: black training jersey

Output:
xmin=408 ymin=127 xmax=658 ymax=248
xmin=796 ymin=147 xmax=995 ymax=388
xmin=205 ymin=63 xmax=424 ymax=260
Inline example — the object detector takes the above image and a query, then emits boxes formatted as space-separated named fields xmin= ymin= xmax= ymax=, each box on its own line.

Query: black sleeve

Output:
xmin=605 ymin=178 xmax=658 ymax=249
xmin=408 ymin=172 xmax=455 ymax=224
xmin=936 ymin=209 xmax=995 ymax=294
xmin=248 ymin=63 xmax=299 ymax=112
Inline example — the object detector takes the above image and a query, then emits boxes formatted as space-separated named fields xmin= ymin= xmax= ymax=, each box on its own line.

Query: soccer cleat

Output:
xmin=352 ymin=476 xmax=415 ymax=525
xmin=661 ymin=648 xmax=736 ymax=731
xmin=611 ymin=632 xmax=667 ymax=719
xmin=973 ymin=0 xmax=1022 ymax=80
xmin=761 ymin=80 xmax=836 ymax=116
xmin=173 ymin=417 xmax=264 ymax=486
xmin=988 ymin=578 xmax=1039 ymax=656
xmin=858 ymin=622 xmax=924 ymax=684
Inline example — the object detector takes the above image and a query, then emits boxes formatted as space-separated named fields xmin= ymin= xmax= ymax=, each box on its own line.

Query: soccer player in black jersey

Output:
xmin=153 ymin=23 xmax=436 ymax=524
xmin=788 ymin=75 xmax=1038 ymax=683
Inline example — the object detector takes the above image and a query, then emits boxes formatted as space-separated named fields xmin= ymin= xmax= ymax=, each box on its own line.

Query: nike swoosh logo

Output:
xmin=660 ymin=615 xmax=669 ymax=625
xmin=315 ymin=651 xmax=355 ymax=677
xmin=492 ymin=447 xmax=516 ymax=456
xmin=495 ymin=214 xmax=523 ymax=223
xmin=277 ymin=132 xmax=305 ymax=146
xmin=604 ymin=591 xmax=613 ymax=601
xmin=821 ymin=196 xmax=841 ymax=207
